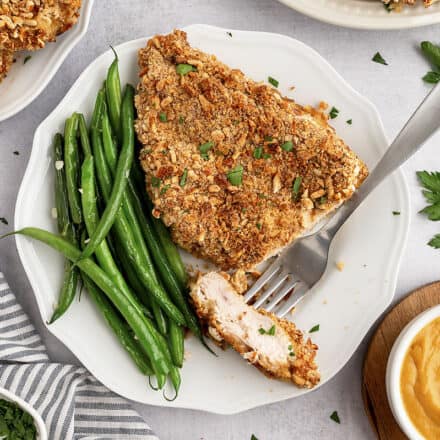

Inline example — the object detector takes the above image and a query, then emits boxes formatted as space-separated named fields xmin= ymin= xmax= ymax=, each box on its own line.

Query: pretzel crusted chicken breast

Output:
xmin=135 ymin=30 xmax=368 ymax=271
xmin=0 ymin=49 xmax=13 ymax=81
xmin=0 ymin=0 xmax=82 ymax=52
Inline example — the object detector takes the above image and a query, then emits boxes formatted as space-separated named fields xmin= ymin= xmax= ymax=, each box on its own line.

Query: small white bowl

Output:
xmin=386 ymin=304 xmax=440 ymax=440
xmin=0 ymin=386 xmax=47 ymax=440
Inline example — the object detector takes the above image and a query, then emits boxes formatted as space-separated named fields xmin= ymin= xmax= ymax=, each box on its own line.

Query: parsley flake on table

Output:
xmin=372 ymin=52 xmax=388 ymax=65
xmin=330 ymin=410 xmax=341 ymax=424
xmin=421 ymin=42 xmax=440 ymax=83
xmin=329 ymin=106 xmax=339 ymax=119
xmin=346 ymin=119 xmax=352 ymax=125
xmin=392 ymin=211 xmax=401 ymax=216
xmin=309 ymin=324 xmax=320 ymax=333
xmin=428 ymin=234 xmax=440 ymax=249
xmin=226 ymin=165 xmax=244 ymax=186
xmin=268 ymin=76 xmax=279 ymax=88
xmin=23 ymin=55 xmax=32 ymax=64
xmin=0 ymin=217 xmax=8 ymax=225
xmin=251 ymin=435 xmax=259 ymax=440
xmin=227 ymin=31 xmax=232 ymax=37
xmin=176 ymin=63 xmax=196 ymax=75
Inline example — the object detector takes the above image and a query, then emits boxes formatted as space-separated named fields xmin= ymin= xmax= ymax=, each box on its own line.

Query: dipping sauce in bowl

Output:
xmin=400 ymin=317 xmax=440 ymax=439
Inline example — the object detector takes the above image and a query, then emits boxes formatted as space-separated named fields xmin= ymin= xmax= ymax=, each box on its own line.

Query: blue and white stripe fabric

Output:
xmin=0 ymin=271 xmax=159 ymax=440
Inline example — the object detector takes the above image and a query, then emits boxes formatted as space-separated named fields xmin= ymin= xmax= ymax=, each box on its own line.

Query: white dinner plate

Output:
xmin=279 ymin=0 xmax=440 ymax=30
xmin=15 ymin=24 xmax=410 ymax=414
xmin=0 ymin=0 xmax=94 ymax=122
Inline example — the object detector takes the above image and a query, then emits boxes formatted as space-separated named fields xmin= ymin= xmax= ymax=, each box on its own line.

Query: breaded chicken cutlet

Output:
xmin=135 ymin=30 xmax=368 ymax=271
xmin=0 ymin=0 xmax=81 ymax=51
xmin=0 ymin=49 xmax=13 ymax=81
xmin=0 ymin=0 xmax=81 ymax=82
xmin=191 ymin=272 xmax=320 ymax=388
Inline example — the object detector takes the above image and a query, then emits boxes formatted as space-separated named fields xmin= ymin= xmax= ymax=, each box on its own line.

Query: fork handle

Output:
xmin=324 ymin=81 xmax=440 ymax=237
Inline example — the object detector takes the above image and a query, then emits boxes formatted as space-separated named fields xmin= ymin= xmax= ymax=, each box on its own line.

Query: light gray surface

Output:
xmin=1 ymin=1 xmax=440 ymax=439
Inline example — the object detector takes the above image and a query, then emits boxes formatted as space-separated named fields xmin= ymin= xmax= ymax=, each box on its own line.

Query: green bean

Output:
xmin=77 ymin=113 xmax=92 ymax=157
xmin=49 ymin=133 xmax=79 ymax=324
xmin=105 ymin=49 xmax=122 ymax=141
xmin=132 ymin=162 xmax=188 ymax=289
xmin=64 ymin=114 xmax=82 ymax=224
xmin=9 ymin=227 xmax=170 ymax=377
xmin=79 ymin=86 xmax=135 ymax=261
xmin=167 ymin=366 xmax=181 ymax=400
xmin=81 ymin=156 xmax=152 ymax=327
xmin=91 ymin=91 xmax=184 ymax=326
xmin=169 ymin=321 xmax=184 ymax=368
xmin=82 ymin=273 xmax=153 ymax=376
xmin=91 ymin=88 xmax=106 ymax=132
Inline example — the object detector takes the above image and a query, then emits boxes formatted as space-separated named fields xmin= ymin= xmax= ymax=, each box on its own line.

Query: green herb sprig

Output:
xmin=421 ymin=41 xmax=440 ymax=84
xmin=417 ymin=171 xmax=440 ymax=248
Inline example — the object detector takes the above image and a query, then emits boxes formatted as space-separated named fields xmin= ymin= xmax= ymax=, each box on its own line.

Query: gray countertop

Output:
xmin=1 ymin=1 xmax=440 ymax=438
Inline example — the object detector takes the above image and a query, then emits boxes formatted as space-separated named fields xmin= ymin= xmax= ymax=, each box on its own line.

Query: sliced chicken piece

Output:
xmin=190 ymin=272 xmax=320 ymax=388
xmin=0 ymin=49 xmax=13 ymax=82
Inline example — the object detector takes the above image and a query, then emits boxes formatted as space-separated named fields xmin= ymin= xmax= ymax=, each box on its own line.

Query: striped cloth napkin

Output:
xmin=0 ymin=270 xmax=159 ymax=439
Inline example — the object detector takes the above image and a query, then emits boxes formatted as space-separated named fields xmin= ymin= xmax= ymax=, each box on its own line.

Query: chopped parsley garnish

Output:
xmin=262 ymin=153 xmax=271 ymax=160
xmin=289 ymin=351 xmax=295 ymax=356
xmin=384 ymin=3 xmax=392 ymax=11
xmin=281 ymin=140 xmax=293 ymax=152
xmin=417 ymin=171 xmax=440 ymax=248
xmin=253 ymin=146 xmax=263 ymax=159
xmin=176 ymin=63 xmax=196 ymax=75
xmin=317 ymin=196 xmax=327 ymax=205
xmin=421 ymin=42 xmax=440 ymax=83
xmin=423 ymin=71 xmax=440 ymax=84
xmin=264 ymin=135 xmax=274 ymax=142
xmin=13 ymin=150 xmax=19 ymax=155
xmin=330 ymin=410 xmax=341 ymax=424
xmin=0 ymin=217 xmax=8 ymax=225
xmin=329 ymin=107 xmax=339 ymax=119
xmin=372 ymin=52 xmax=388 ymax=65
xmin=226 ymin=165 xmax=244 ymax=186
xmin=268 ymin=76 xmax=279 ymax=88
xmin=151 ymin=176 xmax=161 ymax=187
xmin=178 ymin=115 xmax=185 ymax=124
xmin=346 ymin=119 xmax=352 ymax=125
xmin=160 ymin=184 xmax=171 ymax=195
xmin=392 ymin=211 xmax=401 ymax=216
xmin=259 ymin=325 xmax=276 ymax=335
xmin=23 ymin=55 xmax=32 ymax=64
xmin=428 ymin=235 xmax=440 ymax=248
xmin=256 ymin=222 xmax=262 ymax=230
xmin=199 ymin=141 xmax=214 ymax=160
xmin=179 ymin=168 xmax=188 ymax=187
xmin=159 ymin=112 xmax=167 ymax=122
xmin=251 ymin=436 xmax=259 ymax=440
xmin=227 ymin=31 xmax=232 ymax=37
xmin=292 ymin=176 xmax=302 ymax=200
xmin=309 ymin=324 xmax=320 ymax=333
xmin=0 ymin=398 xmax=37 ymax=439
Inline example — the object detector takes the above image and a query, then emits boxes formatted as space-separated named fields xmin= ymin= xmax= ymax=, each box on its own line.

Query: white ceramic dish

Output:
xmin=278 ymin=0 xmax=440 ymax=30
xmin=0 ymin=0 xmax=94 ymax=122
xmin=386 ymin=304 xmax=440 ymax=440
xmin=0 ymin=386 xmax=47 ymax=440
xmin=15 ymin=24 xmax=410 ymax=414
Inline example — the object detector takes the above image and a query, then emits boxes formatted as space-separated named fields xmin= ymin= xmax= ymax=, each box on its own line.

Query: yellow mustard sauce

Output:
xmin=400 ymin=317 xmax=440 ymax=440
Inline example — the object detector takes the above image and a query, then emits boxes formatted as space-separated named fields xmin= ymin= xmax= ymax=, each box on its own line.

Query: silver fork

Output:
xmin=245 ymin=82 xmax=440 ymax=317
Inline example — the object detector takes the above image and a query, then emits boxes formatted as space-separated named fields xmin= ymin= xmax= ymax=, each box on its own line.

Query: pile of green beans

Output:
xmin=4 ymin=54 xmax=210 ymax=398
